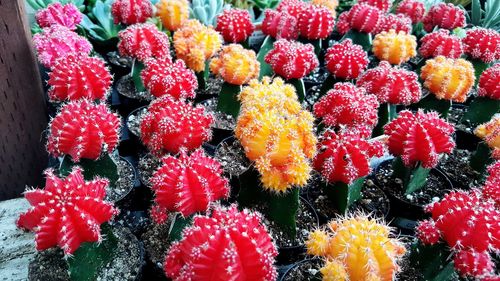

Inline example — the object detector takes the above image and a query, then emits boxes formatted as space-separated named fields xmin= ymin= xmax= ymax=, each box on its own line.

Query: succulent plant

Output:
xmin=215 ymin=8 xmax=254 ymax=43
xmin=111 ymin=0 xmax=153 ymax=25
xmin=79 ymin=0 xmax=121 ymax=43
xmin=482 ymin=160 xmax=500 ymax=204
xmin=337 ymin=3 xmax=383 ymax=34
xmin=357 ymin=61 xmax=421 ymax=105
xmin=358 ymin=0 xmax=393 ymax=12
xmin=261 ymin=10 xmax=299 ymax=40
xmin=17 ymin=167 xmax=118 ymax=255
xmin=422 ymin=3 xmax=466 ymax=32
xmin=149 ymin=204 xmax=169 ymax=225
xmin=311 ymin=0 xmax=338 ymax=17
xmin=277 ymin=0 xmax=308 ymax=19
xmin=156 ymin=0 xmax=190 ymax=31
xmin=210 ymin=44 xmax=260 ymax=85
xmin=140 ymin=97 xmax=214 ymax=156
xmin=420 ymin=56 xmax=475 ymax=103
xmin=297 ymin=6 xmax=335 ymax=40
xmin=478 ymin=64 xmax=500 ymax=100
xmin=35 ymin=2 xmax=82 ymax=30
xmin=46 ymin=99 xmax=121 ymax=162
xmin=164 ymin=205 xmax=278 ymax=281
xmin=47 ymin=53 xmax=112 ymax=102
xmin=151 ymin=149 xmax=229 ymax=217
xmin=396 ymin=0 xmax=425 ymax=24
xmin=141 ymin=57 xmax=198 ymax=99
xmin=118 ymin=23 xmax=171 ymax=62
xmin=462 ymin=28 xmax=500 ymax=64
xmin=264 ymin=39 xmax=319 ymax=80
xmin=372 ymin=30 xmax=417 ymax=65
xmin=474 ymin=115 xmax=500 ymax=160
xmin=374 ymin=13 xmax=412 ymax=34
xmin=306 ymin=215 xmax=406 ymax=281
xmin=189 ymin=0 xmax=225 ymax=27
xmin=419 ymin=29 xmax=464 ymax=59
xmin=33 ymin=25 xmax=92 ymax=68
xmin=325 ymin=39 xmax=369 ymax=80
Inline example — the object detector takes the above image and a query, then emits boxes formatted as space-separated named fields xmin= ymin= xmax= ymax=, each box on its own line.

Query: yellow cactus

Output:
xmin=475 ymin=114 xmax=500 ymax=159
xmin=306 ymin=215 xmax=406 ymax=281
xmin=210 ymin=44 xmax=260 ymax=85
xmin=372 ymin=29 xmax=417 ymax=65
xmin=173 ymin=20 xmax=222 ymax=72
xmin=420 ymin=56 xmax=475 ymax=103
xmin=235 ymin=77 xmax=317 ymax=192
xmin=312 ymin=0 xmax=338 ymax=17
xmin=156 ymin=0 xmax=189 ymax=31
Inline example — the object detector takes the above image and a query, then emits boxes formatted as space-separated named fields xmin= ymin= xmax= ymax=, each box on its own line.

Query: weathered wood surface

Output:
xmin=0 ymin=0 xmax=48 ymax=200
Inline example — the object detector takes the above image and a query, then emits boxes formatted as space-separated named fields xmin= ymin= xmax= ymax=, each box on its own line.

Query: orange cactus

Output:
xmin=372 ymin=29 xmax=417 ymax=65
xmin=209 ymin=44 xmax=260 ymax=85
xmin=475 ymin=115 xmax=500 ymax=159
xmin=173 ymin=20 xmax=222 ymax=72
xmin=312 ymin=0 xmax=338 ymax=18
xmin=420 ymin=56 xmax=475 ymax=103
xmin=156 ymin=0 xmax=189 ymax=31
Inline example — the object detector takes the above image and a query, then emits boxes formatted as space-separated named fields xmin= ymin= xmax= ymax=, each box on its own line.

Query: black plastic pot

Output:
xmin=114 ymin=76 xmax=151 ymax=116
xmin=120 ymin=106 xmax=148 ymax=157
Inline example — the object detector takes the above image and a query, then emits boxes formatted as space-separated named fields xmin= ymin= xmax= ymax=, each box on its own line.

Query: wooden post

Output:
xmin=0 ymin=0 xmax=48 ymax=200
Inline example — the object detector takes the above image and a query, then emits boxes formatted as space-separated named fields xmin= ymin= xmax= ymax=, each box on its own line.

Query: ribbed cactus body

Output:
xmin=339 ymin=3 xmax=383 ymax=34
xmin=474 ymin=115 xmax=500 ymax=160
xmin=210 ymin=44 xmax=259 ymax=85
xmin=358 ymin=0 xmax=392 ymax=12
xmin=325 ymin=39 xmax=368 ymax=80
xmin=118 ymin=23 xmax=170 ymax=61
xmin=419 ymin=29 xmax=464 ymax=59
xmin=156 ymin=0 xmax=190 ymax=31
xmin=372 ymin=30 xmax=417 ymax=65
xmin=111 ymin=0 xmax=153 ymax=25
xmin=36 ymin=2 xmax=82 ymax=30
xmin=215 ymin=8 xmax=254 ymax=43
xmin=265 ymin=39 xmax=319 ymax=80
xmin=462 ymin=28 xmax=500 ymax=63
xmin=478 ymin=64 xmax=500 ymax=100
xmin=374 ymin=13 xmax=412 ymax=34
xmin=483 ymin=161 xmax=500 ymax=204
xmin=422 ymin=3 xmax=466 ymax=32
xmin=297 ymin=6 xmax=335 ymax=40
xmin=261 ymin=10 xmax=299 ymax=40
xmin=396 ymin=0 xmax=425 ymax=24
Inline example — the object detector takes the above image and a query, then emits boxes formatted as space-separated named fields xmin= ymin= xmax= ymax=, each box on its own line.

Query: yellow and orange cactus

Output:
xmin=209 ymin=44 xmax=260 ymax=85
xmin=235 ymin=77 xmax=317 ymax=192
xmin=420 ymin=56 xmax=475 ymax=103
xmin=475 ymin=114 xmax=500 ymax=159
xmin=372 ymin=29 xmax=417 ymax=65
xmin=306 ymin=215 xmax=406 ymax=281
xmin=156 ymin=0 xmax=189 ymax=31
xmin=173 ymin=20 xmax=222 ymax=72
xmin=312 ymin=0 xmax=338 ymax=18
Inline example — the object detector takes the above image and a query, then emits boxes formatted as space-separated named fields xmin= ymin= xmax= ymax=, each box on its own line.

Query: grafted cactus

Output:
xmin=111 ymin=0 xmax=153 ymax=25
xmin=372 ymin=30 xmax=417 ymax=65
xmin=36 ymin=2 xmax=82 ymax=30
xmin=419 ymin=29 xmax=464 ymax=59
xmin=422 ymin=3 xmax=466 ymax=32
xmin=462 ymin=27 xmax=500 ymax=63
xmin=396 ymin=0 xmax=425 ymax=23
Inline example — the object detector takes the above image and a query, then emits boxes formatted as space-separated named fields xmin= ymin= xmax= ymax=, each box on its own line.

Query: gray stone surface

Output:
xmin=0 ymin=198 xmax=35 ymax=281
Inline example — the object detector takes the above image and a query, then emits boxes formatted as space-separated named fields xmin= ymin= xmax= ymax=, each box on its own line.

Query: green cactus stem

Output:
xmin=256 ymin=35 xmax=275 ymax=79
xmin=372 ymin=103 xmax=397 ymax=137
xmin=342 ymin=30 xmax=372 ymax=52
xmin=217 ymin=82 xmax=242 ymax=118
xmin=392 ymin=156 xmax=431 ymax=195
xmin=462 ymin=97 xmax=500 ymax=126
xmin=60 ymin=154 xmax=119 ymax=189
xmin=323 ymin=178 xmax=364 ymax=215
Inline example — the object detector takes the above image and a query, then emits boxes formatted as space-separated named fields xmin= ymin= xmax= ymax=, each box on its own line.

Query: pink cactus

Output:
xmin=298 ymin=6 xmax=335 ymax=40
xmin=118 ymin=23 xmax=170 ymax=61
xmin=264 ymin=39 xmax=319 ymax=80
xmin=261 ymin=10 xmax=299 ymax=40
xmin=325 ymin=39 xmax=369 ymax=80
xmin=374 ymin=13 xmax=412 ymax=34
xmin=358 ymin=0 xmax=393 ymax=12
xmin=478 ymin=64 xmax=500 ymax=100
xmin=396 ymin=0 xmax=425 ymax=24
xmin=419 ymin=29 xmax=464 ymax=59
xmin=422 ymin=3 xmax=466 ymax=32
xmin=462 ymin=28 xmax=500 ymax=64
xmin=150 ymin=204 xmax=169 ymax=225
xmin=35 ymin=2 xmax=82 ymax=30
xmin=111 ymin=0 xmax=153 ymax=25
xmin=216 ymin=8 xmax=254 ymax=43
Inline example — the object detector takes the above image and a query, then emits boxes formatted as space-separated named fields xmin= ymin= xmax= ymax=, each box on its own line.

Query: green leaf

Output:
xmin=217 ymin=82 xmax=242 ymax=118
xmin=68 ymin=224 xmax=118 ymax=281
xmin=288 ymin=78 xmax=305 ymax=102
xmin=256 ymin=36 xmax=275 ymax=79
xmin=341 ymin=30 xmax=372 ymax=52
xmin=462 ymin=97 xmax=500 ymax=125
xmin=405 ymin=163 xmax=431 ymax=194
xmin=324 ymin=178 xmax=364 ymax=214
xmin=168 ymin=214 xmax=193 ymax=242
xmin=470 ymin=58 xmax=490 ymax=84
xmin=131 ymin=60 xmax=146 ymax=92
xmin=60 ymin=154 xmax=119 ymax=188
xmin=373 ymin=103 xmax=391 ymax=137
xmin=416 ymin=93 xmax=452 ymax=117
xmin=471 ymin=0 xmax=482 ymax=26
xmin=319 ymin=74 xmax=337 ymax=97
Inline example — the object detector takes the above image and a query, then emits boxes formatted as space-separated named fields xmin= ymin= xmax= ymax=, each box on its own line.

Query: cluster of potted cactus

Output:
xmin=15 ymin=0 xmax=500 ymax=279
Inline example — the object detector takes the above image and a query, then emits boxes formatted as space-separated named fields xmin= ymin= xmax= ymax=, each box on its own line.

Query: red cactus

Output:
xmin=357 ymin=61 xmax=421 ymax=105
xmin=336 ymin=12 xmax=351 ymax=34
xmin=17 ymin=167 xmax=118 ymax=255
xmin=345 ymin=3 xmax=383 ymax=34
xmin=35 ymin=2 xmax=82 ymax=30
xmin=374 ymin=13 xmax=412 ymax=34
xmin=396 ymin=0 xmax=425 ymax=24
xmin=151 ymin=149 xmax=229 ymax=217
xmin=216 ymin=8 xmax=254 ymax=43
xmin=150 ymin=204 xmax=169 ymax=225
xmin=264 ymin=39 xmax=319 ymax=80
xmin=358 ymin=0 xmax=392 ymax=12
xmin=111 ymin=0 xmax=153 ymax=25
xmin=419 ymin=29 xmax=464 ymax=59
xmin=140 ymin=97 xmax=213 ymax=156
xmin=46 ymin=100 xmax=120 ymax=161
xmin=482 ymin=161 xmax=500 ymax=204
xmin=314 ymin=130 xmax=384 ymax=184
xmin=118 ymin=23 xmax=170 ymax=61
xmin=415 ymin=220 xmax=440 ymax=245
xmin=314 ymin=83 xmax=379 ymax=133
xmin=261 ymin=10 xmax=299 ymax=40
xmin=277 ymin=0 xmax=309 ymax=19
xmin=422 ymin=3 xmax=466 ymax=33
xmin=384 ymin=110 xmax=455 ymax=168
xmin=325 ymin=39 xmax=369 ymax=80
xmin=462 ymin=28 xmax=500 ymax=64
xmin=478 ymin=64 xmax=500 ymax=100
xmin=454 ymin=250 xmax=495 ymax=278
xmin=298 ymin=6 xmax=335 ymax=40
xmin=33 ymin=25 xmax=92 ymax=68
xmin=47 ymin=53 xmax=112 ymax=102
xmin=141 ymin=57 xmax=197 ymax=99
xmin=164 ymin=205 xmax=278 ymax=281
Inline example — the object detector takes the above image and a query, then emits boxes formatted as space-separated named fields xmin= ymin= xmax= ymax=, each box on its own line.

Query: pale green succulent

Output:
xmin=190 ymin=0 xmax=226 ymax=26
xmin=471 ymin=0 xmax=500 ymax=30
xmin=79 ymin=0 xmax=120 ymax=42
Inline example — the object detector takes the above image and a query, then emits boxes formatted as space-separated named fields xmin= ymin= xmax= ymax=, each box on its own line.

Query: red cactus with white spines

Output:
xmin=419 ymin=29 xmax=464 ymax=59
xmin=478 ymin=64 xmax=500 ymax=100
xmin=277 ymin=0 xmax=309 ymax=19
xmin=374 ymin=13 xmax=412 ymax=34
xmin=33 ymin=25 xmax=92 ymax=68
xmin=47 ymin=53 xmax=112 ymax=102
xmin=264 ymin=39 xmax=319 ymax=80
xmin=140 ymin=97 xmax=213 ymax=156
xmin=358 ymin=0 xmax=392 ymax=12
xmin=336 ymin=12 xmax=351 ymax=34
xmin=298 ymin=6 xmax=335 ymax=40
xmin=422 ymin=3 xmax=466 ymax=32
xmin=261 ymin=10 xmax=299 ymax=40
xmin=215 ymin=8 xmax=254 ymax=43
xmin=164 ymin=205 xmax=278 ymax=281
xmin=151 ymin=149 xmax=229 ymax=217
xmin=118 ymin=23 xmax=170 ymax=61
xmin=111 ymin=0 xmax=153 ymax=25
xmin=462 ymin=28 xmax=500 ymax=64
xmin=415 ymin=220 xmax=440 ymax=245
xmin=396 ymin=0 xmax=425 ymax=24
xmin=325 ymin=39 xmax=369 ymax=80
xmin=357 ymin=61 xmax=421 ymax=105
xmin=483 ymin=161 xmax=500 ymax=205
xmin=17 ymin=167 xmax=118 ymax=255
xmin=46 ymin=100 xmax=121 ymax=162
xmin=35 ymin=2 xmax=82 ymax=30
xmin=384 ymin=110 xmax=455 ymax=168
xmin=149 ymin=204 xmax=169 ymax=225
xmin=341 ymin=3 xmax=383 ymax=34
xmin=314 ymin=130 xmax=384 ymax=184
xmin=314 ymin=83 xmax=379 ymax=133
xmin=454 ymin=250 xmax=495 ymax=278
xmin=141 ymin=57 xmax=198 ymax=99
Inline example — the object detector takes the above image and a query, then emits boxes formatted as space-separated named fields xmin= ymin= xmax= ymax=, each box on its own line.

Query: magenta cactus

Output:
xmin=419 ymin=29 xmax=464 ymax=59
xmin=35 ymin=2 xmax=82 ymax=30
xmin=325 ymin=39 xmax=369 ymax=80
